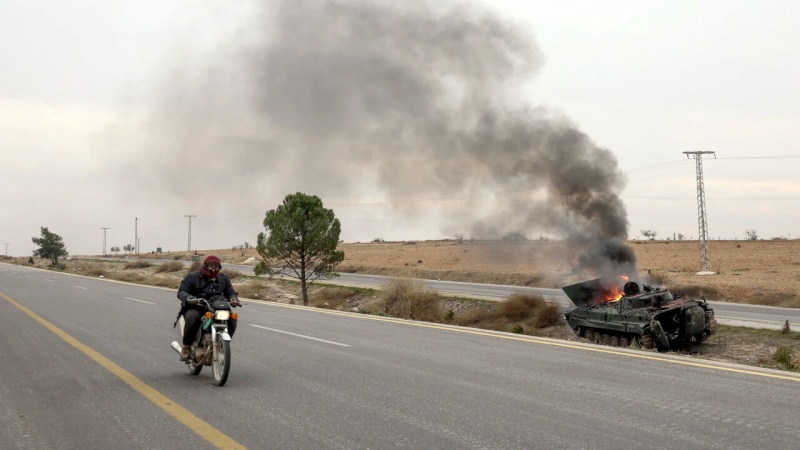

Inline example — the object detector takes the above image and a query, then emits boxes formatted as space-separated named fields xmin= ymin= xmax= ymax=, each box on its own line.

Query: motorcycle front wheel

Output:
xmin=212 ymin=339 xmax=231 ymax=386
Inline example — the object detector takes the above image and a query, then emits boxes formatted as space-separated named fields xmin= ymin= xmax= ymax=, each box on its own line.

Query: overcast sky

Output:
xmin=2 ymin=0 xmax=798 ymax=257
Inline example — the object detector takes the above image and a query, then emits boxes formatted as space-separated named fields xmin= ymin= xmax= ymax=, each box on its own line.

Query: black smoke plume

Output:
xmin=123 ymin=0 xmax=637 ymax=277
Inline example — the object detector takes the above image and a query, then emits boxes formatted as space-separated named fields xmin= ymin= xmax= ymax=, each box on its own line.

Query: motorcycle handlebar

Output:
xmin=191 ymin=297 xmax=243 ymax=308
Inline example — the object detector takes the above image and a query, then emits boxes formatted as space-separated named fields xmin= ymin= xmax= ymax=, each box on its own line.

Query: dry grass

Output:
xmin=114 ymin=272 xmax=147 ymax=284
xmin=379 ymin=278 xmax=445 ymax=322
xmin=453 ymin=293 xmax=563 ymax=334
xmin=155 ymin=261 xmax=185 ymax=273
xmin=85 ymin=267 xmax=108 ymax=277
xmin=310 ymin=287 xmax=357 ymax=310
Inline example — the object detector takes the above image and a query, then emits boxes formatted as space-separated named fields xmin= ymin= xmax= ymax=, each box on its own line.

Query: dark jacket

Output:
xmin=177 ymin=271 xmax=238 ymax=304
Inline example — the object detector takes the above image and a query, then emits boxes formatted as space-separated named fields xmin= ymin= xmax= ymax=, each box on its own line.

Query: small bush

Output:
xmin=173 ymin=255 xmax=184 ymax=260
xmin=156 ymin=262 xmax=184 ymax=273
xmin=124 ymin=261 xmax=152 ymax=269
xmin=497 ymin=294 xmax=544 ymax=321
xmin=533 ymin=302 xmax=563 ymax=328
xmin=189 ymin=261 xmax=201 ymax=272
xmin=773 ymin=346 xmax=796 ymax=370
xmin=380 ymin=278 xmax=444 ymax=322
xmin=453 ymin=293 xmax=563 ymax=333
xmin=510 ymin=324 xmax=524 ymax=334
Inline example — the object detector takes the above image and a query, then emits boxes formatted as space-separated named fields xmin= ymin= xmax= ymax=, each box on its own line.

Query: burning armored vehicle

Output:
xmin=562 ymin=278 xmax=718 ymax=350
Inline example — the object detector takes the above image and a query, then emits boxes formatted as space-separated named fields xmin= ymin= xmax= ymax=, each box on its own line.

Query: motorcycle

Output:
xmin=170 ymin=295 xmax=240 ymax=386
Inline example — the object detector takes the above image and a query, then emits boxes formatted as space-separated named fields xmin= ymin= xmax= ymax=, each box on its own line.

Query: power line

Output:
xmin=716 ymin=155 xmax=800 ymax=160
xmin=624 ymin=196 xmax=800 ymax=200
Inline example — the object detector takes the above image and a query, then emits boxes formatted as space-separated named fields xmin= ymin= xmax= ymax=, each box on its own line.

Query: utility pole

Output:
xmin=135 ymin=217 xmax=138 ymax=255
xmin=100 ymin=228 xmax=110 ymax=256
xmin=683 ymin=151 xmax=716 ymax=271
xmin=184 ymin=215 xmax=196 ymax=251
xmin=3 ymin=243 xmax=8 ymax=256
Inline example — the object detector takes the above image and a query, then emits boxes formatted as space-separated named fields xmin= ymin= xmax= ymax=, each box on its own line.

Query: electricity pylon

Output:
xmin=683 ymin=151 xmax=716 ymax=271
xmin=184 ymin=215 xmax=196 ymax=251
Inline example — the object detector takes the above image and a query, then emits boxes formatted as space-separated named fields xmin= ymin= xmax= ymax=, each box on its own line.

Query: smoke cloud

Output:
xmin=120 ymin=0 xmax=636 ymax=277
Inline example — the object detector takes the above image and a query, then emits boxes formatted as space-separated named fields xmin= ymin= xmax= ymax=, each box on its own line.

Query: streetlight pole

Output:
xmin=3 ymin=243 xmax=8 ymax=256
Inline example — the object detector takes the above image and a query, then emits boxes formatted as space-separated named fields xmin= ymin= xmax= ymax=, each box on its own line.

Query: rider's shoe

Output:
xmin=179 ymin=345 xmax=191 ymax=361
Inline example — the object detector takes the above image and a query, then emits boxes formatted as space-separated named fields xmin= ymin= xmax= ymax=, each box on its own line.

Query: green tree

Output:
xmin=32 ymin=227 xmax=68 ymax=266
xmin=255 ymin=193 xmax=345 ymax=305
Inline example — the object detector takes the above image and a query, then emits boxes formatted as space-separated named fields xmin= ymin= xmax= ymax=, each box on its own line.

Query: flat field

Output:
xmin=334 ymin=239 xmax=800 ymax=308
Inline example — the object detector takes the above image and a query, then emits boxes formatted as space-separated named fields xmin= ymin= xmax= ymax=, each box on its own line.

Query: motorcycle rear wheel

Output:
xmin=188 ymin=357 xmax=202 ymax=376
xmin=212 ymin=339 xmax=231 ymax=386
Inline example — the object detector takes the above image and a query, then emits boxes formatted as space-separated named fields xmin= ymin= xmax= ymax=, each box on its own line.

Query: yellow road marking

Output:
xmin=264 ymin=301 xmax=800 ymax=383
xmin=0 ymin=290 xmax=246 ymax=450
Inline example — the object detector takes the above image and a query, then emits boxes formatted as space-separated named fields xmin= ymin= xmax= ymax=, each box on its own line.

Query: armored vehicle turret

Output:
xmin=562 ymin=278 xmax=717 ymax=350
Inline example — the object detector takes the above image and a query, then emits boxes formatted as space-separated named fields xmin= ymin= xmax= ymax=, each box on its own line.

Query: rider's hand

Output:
xmin=184 ymin=296 xmax=199 ymax=305
xmin=229 ymin=297 xmax=241 ymax=307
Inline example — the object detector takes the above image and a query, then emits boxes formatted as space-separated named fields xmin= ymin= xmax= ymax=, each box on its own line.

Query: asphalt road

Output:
xmin=2 ymin=262 xmax=800 ymax=449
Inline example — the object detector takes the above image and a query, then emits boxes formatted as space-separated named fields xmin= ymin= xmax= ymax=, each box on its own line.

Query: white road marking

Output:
xmin=250 ymin=324 xmax=351 ymax=347
xmin=123 ymin=297 xmax=156 ymax=305
xmin=74 ymin=285 xmax=88 ymax=290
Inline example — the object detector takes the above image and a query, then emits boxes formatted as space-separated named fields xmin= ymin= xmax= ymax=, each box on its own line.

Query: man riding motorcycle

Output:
xmin=176 ymin=255 xmax=240 ymax=361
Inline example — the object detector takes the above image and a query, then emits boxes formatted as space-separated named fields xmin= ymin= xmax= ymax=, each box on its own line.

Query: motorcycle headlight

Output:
xmin=214 ymin=310 xmax=231 ymax=321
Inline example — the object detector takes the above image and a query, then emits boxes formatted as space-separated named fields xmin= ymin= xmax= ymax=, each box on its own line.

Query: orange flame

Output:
xmin=604 ymin=286 xmax=624 ymax=302
xmin=601 ymin=275 xmax=630 ymax=303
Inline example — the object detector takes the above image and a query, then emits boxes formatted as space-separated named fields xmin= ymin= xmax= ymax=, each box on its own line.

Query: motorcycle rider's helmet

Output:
xmin=202 ymin=255 xmax=222 ymax=278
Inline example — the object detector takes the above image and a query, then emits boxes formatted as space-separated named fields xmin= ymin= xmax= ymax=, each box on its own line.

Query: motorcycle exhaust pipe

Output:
xmin=170 ymin=341 xmax=182 ymax=354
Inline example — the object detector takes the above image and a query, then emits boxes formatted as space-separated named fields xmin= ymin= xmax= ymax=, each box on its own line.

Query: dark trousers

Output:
xmin=182 ymin=307 xmax=238 ymax=346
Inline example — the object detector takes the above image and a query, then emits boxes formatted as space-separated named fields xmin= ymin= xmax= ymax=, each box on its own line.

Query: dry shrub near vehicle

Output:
xmin=453 ymin=293 xmax=562 ymax=333
xmin=380 ymin=278 xmax=445 ymax=322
